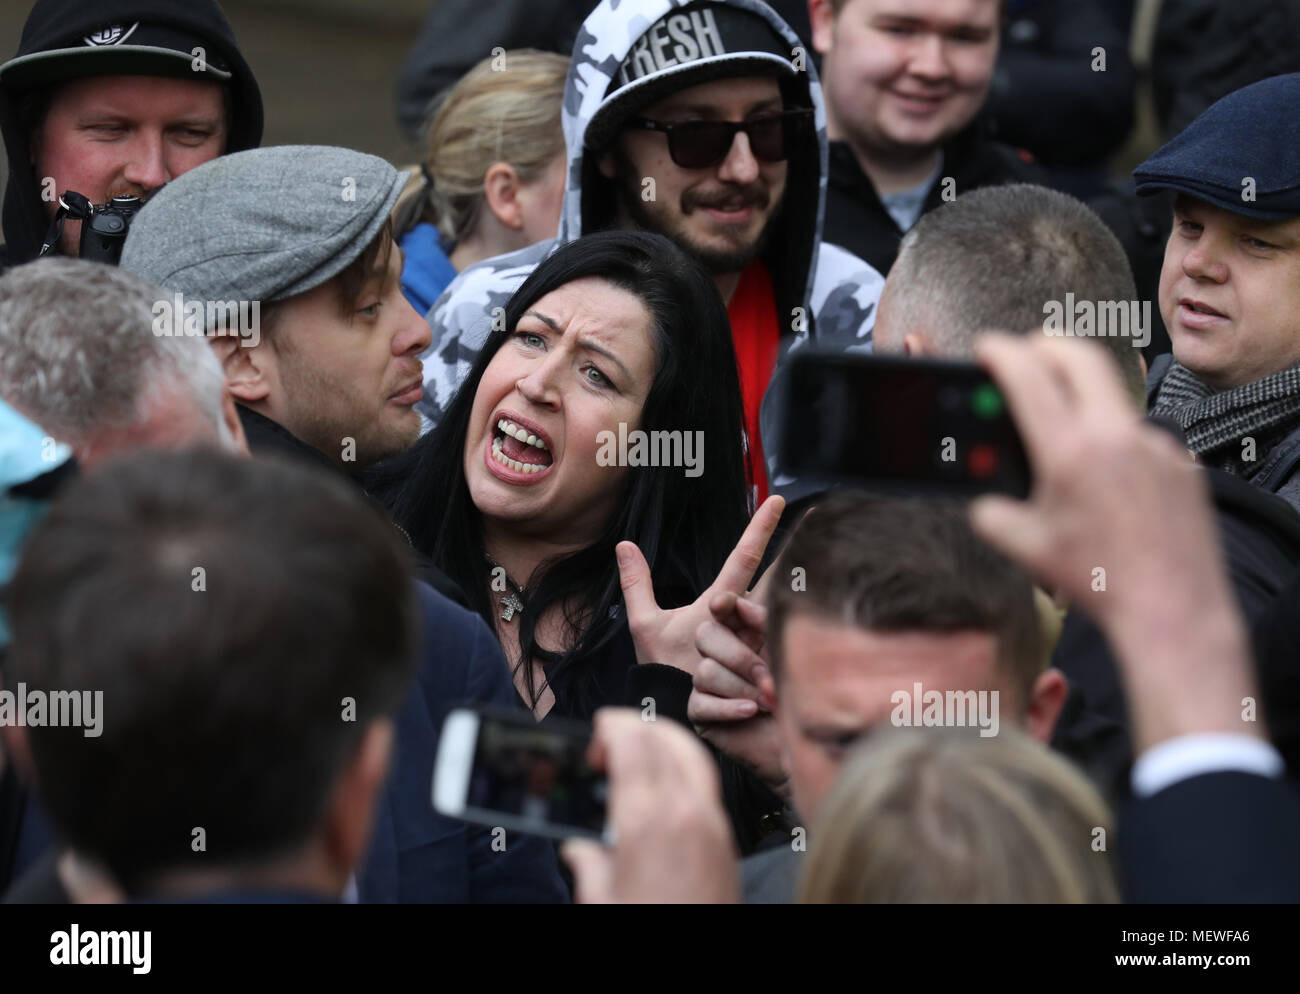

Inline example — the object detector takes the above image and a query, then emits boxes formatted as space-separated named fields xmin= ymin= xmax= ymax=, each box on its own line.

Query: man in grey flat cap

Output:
xmin=121 ymin=144 xmax=431 ymax=473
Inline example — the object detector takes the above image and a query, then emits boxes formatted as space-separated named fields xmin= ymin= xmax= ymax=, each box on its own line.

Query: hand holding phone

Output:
xmin=561 ymin=709 xmax=739 ymax=904
xmin=432 ymin=705 xmax=739 ymax=901
xmin=966 ymin=333 xmax=1253 ymax=754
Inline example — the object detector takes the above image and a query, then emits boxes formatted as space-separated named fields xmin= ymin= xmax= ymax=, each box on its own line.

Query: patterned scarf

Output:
xmin=1151 ymin=359 xmax=1300 ymax=478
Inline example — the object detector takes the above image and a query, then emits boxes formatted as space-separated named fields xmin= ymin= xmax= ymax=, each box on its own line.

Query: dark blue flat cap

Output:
xmin=1134 ymin=72 xmax=1300 ymax=221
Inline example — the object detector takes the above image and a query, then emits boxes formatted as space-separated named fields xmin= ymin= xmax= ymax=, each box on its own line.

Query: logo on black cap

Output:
xmin=84 ymin=24 xmax=139 ymax=48
xmin=616 ymin=9 xmax=729 ymax=88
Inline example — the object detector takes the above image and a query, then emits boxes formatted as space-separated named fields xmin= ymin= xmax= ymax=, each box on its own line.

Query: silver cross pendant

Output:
xmin=500 ymin=591 xmax=524 ymax=622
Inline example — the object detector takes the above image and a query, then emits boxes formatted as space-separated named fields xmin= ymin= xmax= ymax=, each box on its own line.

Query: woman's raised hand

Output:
xmin=616 ymin=495 xmax=785 ymax=677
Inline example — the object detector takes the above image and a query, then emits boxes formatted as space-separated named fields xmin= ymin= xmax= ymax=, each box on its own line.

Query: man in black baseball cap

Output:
xmin=0 ymin=0 xmax=263 ymax=270
xmin=1139 ymin=73 xmax=1300 ymax=513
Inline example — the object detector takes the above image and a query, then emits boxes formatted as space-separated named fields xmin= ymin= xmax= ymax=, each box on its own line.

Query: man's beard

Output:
xmin=611 ymin=157 xmax=781 ymax=275
xmin=276 ymin=358 xmax=420 ymax=468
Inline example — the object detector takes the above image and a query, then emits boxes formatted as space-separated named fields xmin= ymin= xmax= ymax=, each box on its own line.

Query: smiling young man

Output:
xmin=426 ymin=0 xmax=887 ymax=503
xmin=808 ymin=0 xmax=1043 ymax=274
xmin=1140 ymin=74 xmax=1300 ymax=514
xmin=0 ymin=0 xmax=262 ymax=269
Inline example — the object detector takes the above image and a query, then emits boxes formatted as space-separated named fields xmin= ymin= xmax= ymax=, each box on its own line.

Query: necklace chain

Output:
xmin=485 ymin=554 xmax=526 ymax=622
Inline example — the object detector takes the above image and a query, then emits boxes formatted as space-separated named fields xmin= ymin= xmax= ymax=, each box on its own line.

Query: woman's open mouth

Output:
xmin=486 ymin=416 xmax=555 ymax=483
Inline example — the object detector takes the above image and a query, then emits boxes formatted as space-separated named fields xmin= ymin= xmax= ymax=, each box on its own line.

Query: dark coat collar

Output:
xmin=237 ymin=406 xmax=362 ymax=485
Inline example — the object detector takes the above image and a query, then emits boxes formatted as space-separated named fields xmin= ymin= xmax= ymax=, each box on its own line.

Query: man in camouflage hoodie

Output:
xmin=423 ymin=0 xmax=885 ymax=500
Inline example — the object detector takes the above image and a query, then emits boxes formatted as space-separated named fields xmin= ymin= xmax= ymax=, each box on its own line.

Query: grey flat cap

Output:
xmin=120 ymin=145 xmax=406 ymax=303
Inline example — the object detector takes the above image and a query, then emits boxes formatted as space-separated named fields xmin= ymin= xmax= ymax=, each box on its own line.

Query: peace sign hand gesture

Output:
xmin=616 ymin=495 xmax=785 ymax=678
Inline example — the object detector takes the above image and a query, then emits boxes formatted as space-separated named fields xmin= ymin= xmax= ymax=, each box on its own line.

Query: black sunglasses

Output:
xmin=624 ymin=109 xmax=813 ymax=169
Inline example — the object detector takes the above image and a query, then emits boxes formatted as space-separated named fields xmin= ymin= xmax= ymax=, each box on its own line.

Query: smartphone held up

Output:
xmin=433 ymin=706 xmax=610 ymax=843
xmin=776 ymin=351 xmax=1031 ymax=499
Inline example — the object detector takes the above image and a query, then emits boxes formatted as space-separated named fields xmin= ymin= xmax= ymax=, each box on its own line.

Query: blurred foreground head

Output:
xmin=0 ymin=258 xmax=245 ymax=465
xmin=5 ymin=448 xmax=416 ymax=898
xmin=800 ymin=726 xmax=1117 ymax=903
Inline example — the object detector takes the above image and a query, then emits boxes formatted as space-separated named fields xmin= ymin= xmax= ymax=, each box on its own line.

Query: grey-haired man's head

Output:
xmin=0 ymin=258 xmax=246 ymax=466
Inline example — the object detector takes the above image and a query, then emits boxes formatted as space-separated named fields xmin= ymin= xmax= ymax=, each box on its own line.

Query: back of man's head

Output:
xmin=876 ymin=184 xmax=1147 ymax=404
xmin=0 ymin=258 xmax=236 ymax=463
xmin=5 ymin=448 xmax=417 ymax=897
xmin=768 ymin=491 xmax=1043 ymax=702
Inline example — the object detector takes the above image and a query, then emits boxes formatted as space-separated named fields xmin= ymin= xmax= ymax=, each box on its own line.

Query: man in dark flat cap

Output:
xmin=1139 ymin=73 xmax=1300 ymax=514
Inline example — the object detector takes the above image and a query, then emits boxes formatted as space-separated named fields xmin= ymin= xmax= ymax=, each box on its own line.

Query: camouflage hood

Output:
xmin=559 ymin=0 xmax=825 ymax=323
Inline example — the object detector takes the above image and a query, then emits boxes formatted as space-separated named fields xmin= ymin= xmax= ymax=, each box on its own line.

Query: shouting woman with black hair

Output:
xmin=383 ymin=229 xmax=783 ymax=723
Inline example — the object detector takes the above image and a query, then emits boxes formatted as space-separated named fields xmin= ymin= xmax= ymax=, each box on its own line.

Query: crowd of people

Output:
xmin=1 ymin=0 xmax=1298 ymax=906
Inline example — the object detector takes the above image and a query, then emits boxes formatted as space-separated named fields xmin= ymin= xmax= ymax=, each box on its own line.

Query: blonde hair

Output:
xmin=396 ymin=49 xmax=570 ymax=244
xmin=798 ymin=727 xmax=1118 ymax=904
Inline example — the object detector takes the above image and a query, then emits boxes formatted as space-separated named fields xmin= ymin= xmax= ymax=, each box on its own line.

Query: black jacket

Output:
xmin=2 ymin=581 xmax=572 ymax=905
xmin=0 ymin=0 xmax=263 ymax=272
xmin=989 ymin=0 xmax=1135 ymax=173
xmin=822 ymin=123 xmax=1046 ymax=276
xmin=238 ymin=406 xmax=470 ymax=608
xmin=1153 ymin=0 xmax=1300 ymax=141
xmin=1120 ymin=771 xmax=1300 ymax=902
xmin=1051 ymin=466 xmax=1300 ymax=802
xmin=1251 ymin=564 xmax=1300 ymax=782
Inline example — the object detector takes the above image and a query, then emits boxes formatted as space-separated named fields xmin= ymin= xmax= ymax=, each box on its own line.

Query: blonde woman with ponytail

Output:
xmin=395 ymin=49 xmax=570 ymax=314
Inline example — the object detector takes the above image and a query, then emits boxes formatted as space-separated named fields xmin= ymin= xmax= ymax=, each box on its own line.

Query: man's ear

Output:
xmin=1024 ymin=668 xmax=1069 ymax=745
xmin=902 ymin=332 xmax=930 ymax=357
xmin=483 ymin=162 xmax=525 ymax=231
xmin=808 ymin=0 xmax=837 ymax=57
xmin=210 ymin=335 xmax=271 ymax=404
xmin=320 ymin=719 xmax=394 ymax=881
xmin=221 ymin=385 xmax=249 ymax=455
